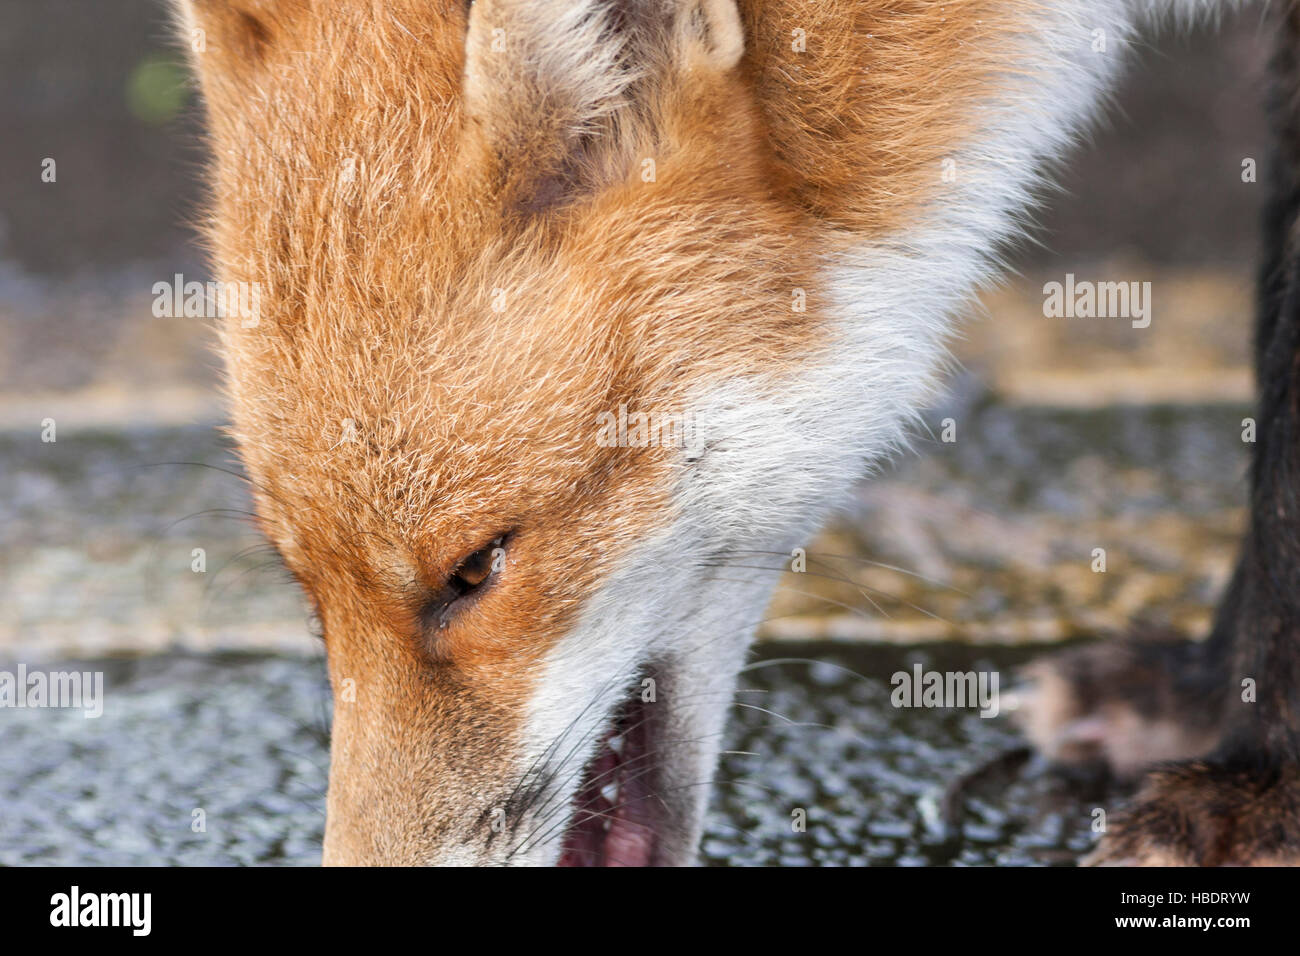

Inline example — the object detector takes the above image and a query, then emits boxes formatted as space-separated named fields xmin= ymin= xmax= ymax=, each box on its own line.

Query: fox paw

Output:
xmin=1008 ymin=633 xmax=1223 ymax=780
xmin=1086 ymin=761 xmax=1300 ymax=866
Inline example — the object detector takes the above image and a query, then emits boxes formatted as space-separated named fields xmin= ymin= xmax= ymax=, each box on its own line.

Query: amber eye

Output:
xmin=423 ymin=534 xmax=507 ymax=630
xmin=449 ymin=537 xmax=501 ymax=592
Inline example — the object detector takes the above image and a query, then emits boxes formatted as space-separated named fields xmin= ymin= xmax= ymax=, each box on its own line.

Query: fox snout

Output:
xmin=320 ymin=661 xmax=515 ymax=867
xmin=304 ymin=498 xmax=771 ymax=866
xmin=319 ymin=648 xmax=686 ymax=867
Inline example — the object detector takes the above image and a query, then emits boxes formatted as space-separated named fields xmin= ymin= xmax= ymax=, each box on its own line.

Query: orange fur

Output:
xmin=739 ymin=0 xmax=1029 ymax=234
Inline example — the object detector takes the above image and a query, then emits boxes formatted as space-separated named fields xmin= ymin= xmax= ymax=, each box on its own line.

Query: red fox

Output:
xmin=176 ymin=0 xmax=1300 ymax=865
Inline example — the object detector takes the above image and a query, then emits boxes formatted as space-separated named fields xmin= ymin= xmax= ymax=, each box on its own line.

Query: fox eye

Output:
xmin=450 ymin=537 xmax=501 ymax=592
xmin=423 ymin=535 xmax=507 ymax=631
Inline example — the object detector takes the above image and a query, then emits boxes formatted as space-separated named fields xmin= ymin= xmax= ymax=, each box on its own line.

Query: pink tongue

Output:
xmin=557 ymin=700 xmax=658 ymax=866
xmin=602 ymin=811 xmax=655 ymax=867
xmin=596 ymin=703 xmax=658 ymax=866
xmin=557 ymin=748 xmax=617 ymax=866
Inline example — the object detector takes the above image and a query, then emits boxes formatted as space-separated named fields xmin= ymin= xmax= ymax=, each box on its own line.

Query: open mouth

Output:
xmin=557 ymin=685 xmax=662 ymax=866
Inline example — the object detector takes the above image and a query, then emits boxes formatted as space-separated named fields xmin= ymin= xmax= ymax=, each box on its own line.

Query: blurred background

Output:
xmin=0 ymin=1 xmax=1272 ymax=865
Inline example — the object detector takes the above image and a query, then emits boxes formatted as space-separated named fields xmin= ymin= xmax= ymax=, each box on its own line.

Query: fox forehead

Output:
xmin=195 ymin=0 xmax=822 ymax=349
xmin=199 ymin=2 xmax=830 ymax=590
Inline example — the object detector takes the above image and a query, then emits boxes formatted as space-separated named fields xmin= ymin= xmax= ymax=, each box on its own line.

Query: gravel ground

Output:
xmin=0 ymin=642 xmax=1101 ymax=867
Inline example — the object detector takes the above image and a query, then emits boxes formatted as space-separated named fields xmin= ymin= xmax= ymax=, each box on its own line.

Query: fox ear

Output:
xmin=172 ymin=0 xmax=298 ymax=76
xmin=462 ymin=0 xmax=744 ymax=214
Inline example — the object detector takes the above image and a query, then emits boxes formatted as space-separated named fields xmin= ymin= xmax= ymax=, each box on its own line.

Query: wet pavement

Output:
xmin=0 ymin=642 xmax=1103 ymax=867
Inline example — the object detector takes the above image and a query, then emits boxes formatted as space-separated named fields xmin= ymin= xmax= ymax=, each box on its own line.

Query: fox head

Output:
xmin=177 ymin=0 xmax=969 ymax=864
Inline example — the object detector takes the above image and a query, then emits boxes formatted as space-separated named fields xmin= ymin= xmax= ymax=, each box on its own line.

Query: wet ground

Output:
xmin=0 ymin=642 xmax=1104 ymax=867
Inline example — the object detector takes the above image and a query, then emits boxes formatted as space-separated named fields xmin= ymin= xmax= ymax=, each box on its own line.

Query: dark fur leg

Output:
xmin=1087 ymin=3 xmax=1300 ymax=865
